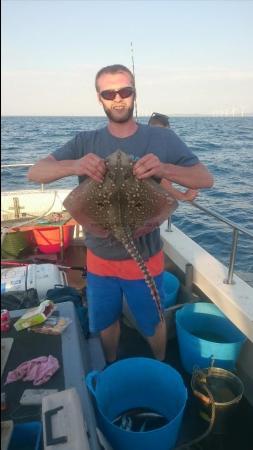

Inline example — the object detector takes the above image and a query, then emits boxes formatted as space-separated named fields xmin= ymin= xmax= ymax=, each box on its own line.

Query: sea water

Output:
xmin=1 ymin=116 xmax=253 ymax=274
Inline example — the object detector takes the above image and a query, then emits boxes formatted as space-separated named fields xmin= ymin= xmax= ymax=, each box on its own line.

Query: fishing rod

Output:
xmin=130 ymin=41 xmax=138 ymax=120
xmin=1 ymin=258 xmax=86 ymax=273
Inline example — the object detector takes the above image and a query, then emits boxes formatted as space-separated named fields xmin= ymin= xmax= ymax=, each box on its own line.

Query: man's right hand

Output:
xmin=28 ymin=153 xmax=106 ymax=184
xmin=73 ymin=153 xmax=106 ymax=183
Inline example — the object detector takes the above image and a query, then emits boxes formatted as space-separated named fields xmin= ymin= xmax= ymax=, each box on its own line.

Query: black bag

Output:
xmin=1 ymin=288 xmax=39 ymax=310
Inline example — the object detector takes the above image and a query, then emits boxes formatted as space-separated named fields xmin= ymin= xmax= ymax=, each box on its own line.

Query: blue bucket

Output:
xmin=176 ymin=302 xmax=246 ymax=374
xmin=162 ymin=272 xmax=180 ymax=309
xmin=8 ymin=421 xmax=42 ymax=450
xmin=86 ymin=357 xmax=187 ymax=450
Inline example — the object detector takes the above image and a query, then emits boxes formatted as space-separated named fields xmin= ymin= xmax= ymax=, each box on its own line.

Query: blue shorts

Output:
xmin=86 ymin=272 xmax=165 ymax=337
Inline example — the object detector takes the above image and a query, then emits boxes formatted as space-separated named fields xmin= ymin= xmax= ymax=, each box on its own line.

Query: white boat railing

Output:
xmin=2 ymin=163 xmax=45 ymax=191
xmin=167 ymin=201 xmax=253 ymax=285
xmin=2 ymin=163 xmax=253 ymax=285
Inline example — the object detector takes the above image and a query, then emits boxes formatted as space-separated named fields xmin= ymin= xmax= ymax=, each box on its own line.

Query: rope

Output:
xmin=1 ymin=191 xmax=58 ymax=231
xmin=174 ymin=370 xmax=216 ymax=449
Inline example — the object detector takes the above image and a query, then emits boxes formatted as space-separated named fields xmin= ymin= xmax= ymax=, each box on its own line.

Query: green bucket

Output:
xmin=1 ymin=231 xmax=30 ymax=259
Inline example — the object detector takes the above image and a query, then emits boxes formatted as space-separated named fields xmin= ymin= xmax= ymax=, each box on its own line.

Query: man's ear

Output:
xmin=97 ymin=92 xmax=102 ymax=104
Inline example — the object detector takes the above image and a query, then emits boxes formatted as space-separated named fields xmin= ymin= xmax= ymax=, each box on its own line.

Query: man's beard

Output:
xmin=103 ymin=102 xmax=135 ymax=123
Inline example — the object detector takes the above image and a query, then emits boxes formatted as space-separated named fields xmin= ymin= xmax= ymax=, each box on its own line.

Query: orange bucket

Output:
xmin=32 ymin=225 xmax=75 ymax=254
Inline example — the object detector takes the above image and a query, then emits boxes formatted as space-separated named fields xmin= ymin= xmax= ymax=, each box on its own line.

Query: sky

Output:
xmin=2 ymin=0 xmax=253 ymax=116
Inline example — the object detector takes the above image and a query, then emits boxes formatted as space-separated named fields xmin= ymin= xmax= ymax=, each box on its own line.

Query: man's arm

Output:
xmin=27 ymin=154 xmax=106 ymax=184
xmin=133 ymin=154 xmax=214 ymax=189
xmin=161 ymin=179 xmax=199 ymax=201
xmin=27 ymin=155 xmax=77 ymax=183
xmin=162 ymin=162 xmax=213 ymax=189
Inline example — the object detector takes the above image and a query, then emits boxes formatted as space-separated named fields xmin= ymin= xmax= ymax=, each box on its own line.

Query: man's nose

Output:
xmin=114 ymin=93 xmax=122 ymax=101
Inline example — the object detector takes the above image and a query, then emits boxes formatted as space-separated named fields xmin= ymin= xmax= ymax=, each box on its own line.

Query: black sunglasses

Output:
xmin=100 ymin=86 xmax=135 ymax=101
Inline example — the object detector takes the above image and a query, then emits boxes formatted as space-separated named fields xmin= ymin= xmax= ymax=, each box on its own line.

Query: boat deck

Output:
xmin=1 ymin=302 xmax=102 ymax=450
xmin=118 ymin=320 xmax=253 ymax=450
xmin=1 ymin=237 xmax=253 ymax=450
xmin=62 ymin=240 xmax=253 ymax=450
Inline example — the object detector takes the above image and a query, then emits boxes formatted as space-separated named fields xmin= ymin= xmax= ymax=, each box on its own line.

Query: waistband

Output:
xmin=86 ymin=249 xmax=164 ymax=280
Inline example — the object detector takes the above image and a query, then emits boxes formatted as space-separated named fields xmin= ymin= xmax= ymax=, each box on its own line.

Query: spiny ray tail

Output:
xmin=120 ymin=231 xmax=164 ymax=321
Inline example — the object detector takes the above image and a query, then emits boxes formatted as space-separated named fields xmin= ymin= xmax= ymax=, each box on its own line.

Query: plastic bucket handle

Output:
xmin=86 ymin=370 xmax=99 ymax=398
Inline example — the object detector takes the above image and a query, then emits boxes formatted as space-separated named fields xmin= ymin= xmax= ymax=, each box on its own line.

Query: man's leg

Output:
xmin=86 ymin=268 xmax=122 ymax=363
xmin=146 ymin=319 xmax=167 ymax=361
xmin=121 ymin=269 xmax=166 ymax=361
xmin=100 ymin=320 xmax=121 ymax=363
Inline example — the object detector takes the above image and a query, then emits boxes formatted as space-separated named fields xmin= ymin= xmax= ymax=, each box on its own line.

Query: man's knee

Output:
xmin=146 ymin=320 xmax=167 ymax=360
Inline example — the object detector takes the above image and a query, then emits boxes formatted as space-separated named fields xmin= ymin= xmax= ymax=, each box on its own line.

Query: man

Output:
xmin=148 ymin=112 xmax=199 ymax=202
xmin=28 ymin=64 xmax=213 ymax=363
xmin=148 ymin=112 xmax=170 ymax=128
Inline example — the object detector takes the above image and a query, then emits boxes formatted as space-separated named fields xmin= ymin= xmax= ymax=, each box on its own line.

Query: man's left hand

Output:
xmin=133 ymin=153 xmax=164 ymax=179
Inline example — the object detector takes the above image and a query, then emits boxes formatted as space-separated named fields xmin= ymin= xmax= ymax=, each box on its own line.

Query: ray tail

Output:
xmin=119 ymin=230 xmax=164 ymax=322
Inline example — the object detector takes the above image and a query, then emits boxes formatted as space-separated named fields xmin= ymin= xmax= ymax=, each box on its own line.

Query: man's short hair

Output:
xmin=95 ymin=64 xmax=135 ymax=91
xmin=148 ymin=112 xmax=170 ymax=128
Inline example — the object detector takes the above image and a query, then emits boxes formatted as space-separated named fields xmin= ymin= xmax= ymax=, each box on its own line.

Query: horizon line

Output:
xmin=2 ymin=114 xmax=253 ymax=118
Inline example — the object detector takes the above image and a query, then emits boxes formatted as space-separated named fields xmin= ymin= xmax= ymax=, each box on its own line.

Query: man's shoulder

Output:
xmin=76 ymin=126 xmax=107 ymax=140
xmin=147 ymin=124 xmax=181 ymax=144
xmin=148 ymin=125 xmax=175 ymax=136
xmin=51 ymin=126 xmax=107 ymax=160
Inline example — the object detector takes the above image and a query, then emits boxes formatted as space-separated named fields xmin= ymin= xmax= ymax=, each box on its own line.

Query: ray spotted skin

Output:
xmin=64 ymin=150 xmax=178 ymax=320
xmin=117 ymin=227 xmax=164 ymax=321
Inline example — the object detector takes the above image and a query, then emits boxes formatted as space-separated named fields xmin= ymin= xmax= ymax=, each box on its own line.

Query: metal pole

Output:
xmin=130 ymin=41 xmax=138 ymax=120
xmin=59 ymin=225 xmax=64 ymax=261
xmin=185 ymin=263 xmax=193 ymax=297
xmin=166 ymin=217 xmax=172 ymax=232
xmin=224 ymin=229 xmax=239 ymax=284
xmin=192 ymin=201 xmax=253 ymax=238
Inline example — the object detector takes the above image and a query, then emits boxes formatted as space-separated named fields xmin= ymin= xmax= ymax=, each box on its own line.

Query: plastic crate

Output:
xmin=1 ymin=230 xmax=31 ymax=259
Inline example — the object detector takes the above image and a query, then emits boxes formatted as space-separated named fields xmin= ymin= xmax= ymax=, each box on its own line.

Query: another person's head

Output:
xmin=95 ymin=64 xmax=136 ymax=123
xmin=148 ymin=112 xmax=170 ymax=128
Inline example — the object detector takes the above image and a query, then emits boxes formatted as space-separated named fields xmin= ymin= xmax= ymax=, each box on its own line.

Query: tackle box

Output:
xmin=1 ymin=264 xmax=67 ymax=302
xmin=42 ymin=388 xmax=90 ymax=449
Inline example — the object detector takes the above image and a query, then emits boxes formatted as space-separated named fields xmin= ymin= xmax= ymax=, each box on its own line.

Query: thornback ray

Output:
xmin=63 ymin=150 xmax=178 ymax=320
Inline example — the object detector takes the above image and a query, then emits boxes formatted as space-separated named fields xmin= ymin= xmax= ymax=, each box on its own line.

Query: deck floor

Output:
xmin=50 ymin=241 xmax=253 ymax=450
xmin=118 ymin=321 xmax=253 ymax=450
xmin=61 ymin=239 xmax=87 ymax=290
xmin=2 ymin=240 xmax=252 ymax=449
